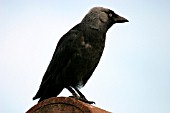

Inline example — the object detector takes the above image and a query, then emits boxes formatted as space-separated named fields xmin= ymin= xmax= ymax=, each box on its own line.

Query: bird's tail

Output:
xmin=33 ymin=85 xmax=64 ymax=102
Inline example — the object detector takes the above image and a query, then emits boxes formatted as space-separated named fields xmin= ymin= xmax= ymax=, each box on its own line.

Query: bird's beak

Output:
xmin=114 ymin=14 xmax=129 ymax=23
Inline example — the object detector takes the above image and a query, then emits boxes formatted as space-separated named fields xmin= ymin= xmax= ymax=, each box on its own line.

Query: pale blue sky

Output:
xmin=0 ymin=1 xmax=170 ymax=113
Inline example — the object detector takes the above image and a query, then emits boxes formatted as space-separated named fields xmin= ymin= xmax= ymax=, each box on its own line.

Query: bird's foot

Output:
xmin=69 ymin=95 xmax=79 ymax=100
xmin=69 ymin=95 xmax=95 ymax=104
xmin=78 ymin=97 xmax=95 ymax=104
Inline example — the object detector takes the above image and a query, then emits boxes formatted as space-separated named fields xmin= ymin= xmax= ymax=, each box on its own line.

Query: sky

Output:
xmin=0 ymin=0 xmax=170 ymax=113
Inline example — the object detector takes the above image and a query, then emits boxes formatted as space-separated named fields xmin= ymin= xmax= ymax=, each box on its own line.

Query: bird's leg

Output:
xmin=73 ymin=87 xmax=87 ymax=100
xmin=66 ymin=86 xmax=79 ymax=99
xmin=73 ymin=87 xmax=95 ymax=104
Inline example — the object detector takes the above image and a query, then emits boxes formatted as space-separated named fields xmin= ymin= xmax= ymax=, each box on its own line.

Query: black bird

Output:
xmin=33 ymin=7 xmax=128 ymax=104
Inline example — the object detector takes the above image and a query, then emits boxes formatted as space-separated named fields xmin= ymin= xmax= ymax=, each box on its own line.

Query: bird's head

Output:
xmin=81 ymin=7 xmax=129 ymax=32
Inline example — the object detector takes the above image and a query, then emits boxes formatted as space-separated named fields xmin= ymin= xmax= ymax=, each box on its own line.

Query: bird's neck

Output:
xmin=79 ymin=23 xmax=106 ymax=50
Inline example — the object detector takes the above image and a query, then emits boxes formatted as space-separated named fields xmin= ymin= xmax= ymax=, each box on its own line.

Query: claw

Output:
xmin=69 ymin=96 xmax=95 ymax=104
xmin=79 ymin=97 xmax=95 ymax=104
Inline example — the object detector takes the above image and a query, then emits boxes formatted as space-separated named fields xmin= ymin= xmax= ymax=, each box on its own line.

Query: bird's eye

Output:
xmin=109 ymin=13 xmax=113 ymax=17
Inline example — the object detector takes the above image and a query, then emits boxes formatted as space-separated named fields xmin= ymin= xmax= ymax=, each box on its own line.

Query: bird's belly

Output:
xmin=61 ymin=47 xmax=103 ymax=87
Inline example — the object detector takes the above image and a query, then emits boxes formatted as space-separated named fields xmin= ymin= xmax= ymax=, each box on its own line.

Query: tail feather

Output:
xmin=33 ymin=85 xmax=64 ymax=102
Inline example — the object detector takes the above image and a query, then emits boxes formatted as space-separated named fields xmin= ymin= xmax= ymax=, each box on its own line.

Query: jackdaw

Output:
xmin=33 ymin=7 xmax=128 ymax=104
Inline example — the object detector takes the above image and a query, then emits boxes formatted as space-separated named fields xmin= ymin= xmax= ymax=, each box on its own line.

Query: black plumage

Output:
xmin=33 ymin=7 xmax=128 ymax=104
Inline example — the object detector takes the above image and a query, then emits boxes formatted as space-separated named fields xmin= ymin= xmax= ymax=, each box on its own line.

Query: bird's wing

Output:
xmin=41 ymin=25 xmax=82 ymax=85
xmin=33 ymin=24 xmax=82 ymax=99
